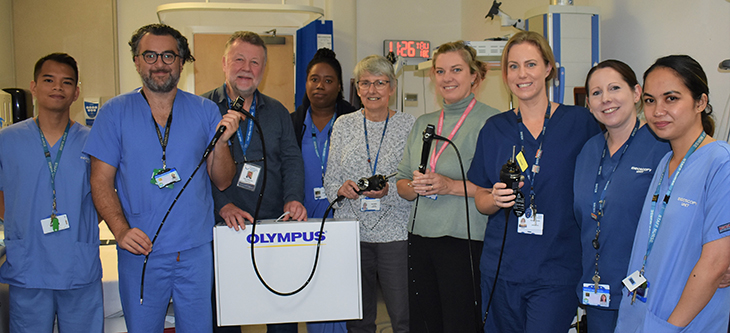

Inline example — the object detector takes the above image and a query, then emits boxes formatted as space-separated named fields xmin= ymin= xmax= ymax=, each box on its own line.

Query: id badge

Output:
xmin=237 ymin=163 xmax=261 ymax=191
xmin=360 ymin=198 xmax=381 ymax=212
xmin=582 ymin=283 xmax=611 ymax=307
xmin=151 ymin=168 xmax=181 ymax=189
xmin=622 ymin=270 xmax=647 ymax=292
xmin=313 ymin=187 xmax=327 ymax=200
xmin=630 ymin=281 xmax=650 ymax=303
xmin=41 ymin=214 xmax=70 ymax=234
xmin=517 ymin=211 xmax=544 ymax=235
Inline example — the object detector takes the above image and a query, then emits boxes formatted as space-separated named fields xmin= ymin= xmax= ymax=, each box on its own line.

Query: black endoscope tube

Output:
xmin=140 ymin=125 xmax=226 ymax=304
xmin=233 ymin=97 xmax=330 ymax=296
xmin=408 ymin=135 xmax=481 ymax=333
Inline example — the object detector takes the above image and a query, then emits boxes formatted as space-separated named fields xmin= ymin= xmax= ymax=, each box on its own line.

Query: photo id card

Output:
xmin=622 ymin=270 xmax=647 ymax=292
xmin=237 ymin=163 xmax=261 ymax=191
xmin=313 ymin=186 xmax=327 ymax=200
xmin=517 ymin=212 xmax=543 ymax=235
xmin=582 ymin=283 xmax=610 ymax=307
xmin=152 ymin=168 xmax=181 ymax=189
xmin=360 ymin=198 xmax=381 ymax=212
xmin=41 ymin=214 xmax=70 ymax=234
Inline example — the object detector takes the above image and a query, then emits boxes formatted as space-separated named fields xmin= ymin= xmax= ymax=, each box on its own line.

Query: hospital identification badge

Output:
xmin=151 ymin=168 xmax=180 ymax=189
xmin=237 ymin=163 xmax=261 ymax=191
xmin=517 ymin=208 xmax=543 ymax=235
xmin=313 ymin=187 xmax=327 ymax=200
xmin=582 ymin=283 xmax=610 ymax=307
xmin=41 ymin=214 xmax=70 ymax=234
xmin=360 ymin=198 xmax=381 ymax=212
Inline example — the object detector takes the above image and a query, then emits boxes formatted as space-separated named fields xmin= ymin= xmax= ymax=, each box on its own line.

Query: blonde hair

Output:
xmin=432 ymin=40 xmax=487 ymax=84
xmin=501 ymin=31 xmax=556 ymax=84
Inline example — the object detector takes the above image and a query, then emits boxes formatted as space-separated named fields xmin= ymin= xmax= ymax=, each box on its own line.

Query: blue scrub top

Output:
xmin=615 ymin=141 xmax=730 ymax=332
xmin=573 ymin=125 xmax=669 ymax=309
xmin=468 ymin=104 xmax=600 ymax=285
xmin=84 ymin=89 xmax=221 ymax=255
xmin=0 ymin=119 xmax=101 ymax=289
xmin=302 ymin=110 xmax=334 ymax=219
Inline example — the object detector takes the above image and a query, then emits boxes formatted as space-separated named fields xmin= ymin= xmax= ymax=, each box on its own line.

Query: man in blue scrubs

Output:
xmin=0 ymin=53 xmax=103 ymax=332
xmin=85 ymin=24 xmax=240 ymax=333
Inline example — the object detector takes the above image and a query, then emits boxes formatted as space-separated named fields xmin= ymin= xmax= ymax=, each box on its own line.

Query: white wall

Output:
xmin=588 ymin=0 xmax=730 ymax=138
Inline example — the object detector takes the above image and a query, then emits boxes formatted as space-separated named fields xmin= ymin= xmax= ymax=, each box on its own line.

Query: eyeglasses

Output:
xmin=357 ymin=80 xmax=390 ymax=90
xmin=137 ymin=51 xmax=179 ymax=65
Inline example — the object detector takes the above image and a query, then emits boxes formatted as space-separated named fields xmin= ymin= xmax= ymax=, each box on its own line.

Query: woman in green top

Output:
xmin=396 ymin=40 xmax=499 ymax=332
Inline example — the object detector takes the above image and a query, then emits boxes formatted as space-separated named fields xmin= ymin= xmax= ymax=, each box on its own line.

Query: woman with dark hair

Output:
xmin=290 ymin=48 xmax=356 ymax=333
xmin=573 ymin=60 xmax=669 ymax=333
xmin=468 ymin=31 xmax=600 ymax=332
xmin=615 ymin=55 xmax=730 ymax=332
xmin=292 ymin=48 xmax=357 ymax=219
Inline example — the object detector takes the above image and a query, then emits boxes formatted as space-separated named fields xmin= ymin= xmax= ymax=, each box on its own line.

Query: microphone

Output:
xmin=419 ymin=124 xmax=436 ymax=173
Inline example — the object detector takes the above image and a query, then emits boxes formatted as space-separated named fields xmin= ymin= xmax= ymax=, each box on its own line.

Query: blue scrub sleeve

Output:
xmin=702 ymin=158 xmax=730 ymax=244
xmin=467 ymin=124 xmax=495 ymax=189
xmin=83 ymin=101 xmax=123 ymax=168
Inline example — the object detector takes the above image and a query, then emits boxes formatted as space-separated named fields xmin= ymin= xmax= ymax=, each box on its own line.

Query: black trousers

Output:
xmin=408 ymin=234 xmax=483 ymax=333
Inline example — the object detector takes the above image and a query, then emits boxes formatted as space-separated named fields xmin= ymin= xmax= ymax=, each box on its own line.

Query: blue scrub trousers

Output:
xmin=118 ymin=242 xmax=213 ymax=333
xmin=482 ymin=277 xmax=577 ymax=333
xmin=9 ymin=280 xmax=103 ymax=333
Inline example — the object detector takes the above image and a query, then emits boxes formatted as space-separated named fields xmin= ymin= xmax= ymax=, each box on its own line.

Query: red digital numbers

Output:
xmin=384 ymin=40 xmax=430 ymax=58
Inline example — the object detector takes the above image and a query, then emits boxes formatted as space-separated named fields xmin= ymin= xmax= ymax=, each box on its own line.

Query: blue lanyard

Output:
xmin=36 ymin=118 xmax=71 ymax=217
xmin=516 ymin=102 xmax=551 ymax=210
xmin=591 ymin=118 xmax=641 ymax=221
xmin=363 ymin=110 xmax=390 ymax=176
xmin=225 ymin=86 xmax=257 ymax=160
xmin=641 ymin=131 xmax=706 ymax=275
xmin=311 ymin=109 xmax=336 ymax=182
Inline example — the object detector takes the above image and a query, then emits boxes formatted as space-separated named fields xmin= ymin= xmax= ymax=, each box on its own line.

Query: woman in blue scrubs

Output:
xmin=290 ymin=48 xmax=356 ymax=333
xmin=468 ymin=31 xmax=600 ymax=333
xmin=573 ymin=60 xmax=669 ymax=333
xmin=614 ymin=55 xmax=730 ymax=332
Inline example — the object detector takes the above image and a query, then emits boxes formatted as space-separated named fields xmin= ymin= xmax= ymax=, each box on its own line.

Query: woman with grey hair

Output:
xmin=324 ymin=55 xmax=414 ymax=333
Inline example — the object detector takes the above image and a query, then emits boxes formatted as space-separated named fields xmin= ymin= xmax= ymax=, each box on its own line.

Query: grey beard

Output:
xmin=142 ymin=71 xmax=179 ymax=93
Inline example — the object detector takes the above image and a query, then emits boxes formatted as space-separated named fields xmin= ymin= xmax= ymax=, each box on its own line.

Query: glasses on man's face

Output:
xmin=138 ymin=51 xmax=179 ymax=65
xmin=357 ymin=80 xmax=390 ymax=90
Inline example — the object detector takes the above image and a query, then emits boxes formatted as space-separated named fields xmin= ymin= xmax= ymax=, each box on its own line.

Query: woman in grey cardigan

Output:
xmin=324 ymin=55 xmax=414 ymax=333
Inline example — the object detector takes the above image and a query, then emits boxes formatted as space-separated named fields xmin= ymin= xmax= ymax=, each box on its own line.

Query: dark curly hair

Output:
xmin=128 ymin=24 xmax=195 ymax=64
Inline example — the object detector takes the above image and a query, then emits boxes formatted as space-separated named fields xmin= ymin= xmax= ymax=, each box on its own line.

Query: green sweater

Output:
xmin=396 ymin=94 xmax=500 ymax=240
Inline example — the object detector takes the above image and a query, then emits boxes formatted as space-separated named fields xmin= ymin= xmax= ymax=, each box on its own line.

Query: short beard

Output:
xmin=142 ymin=70 xmax=179 ymax=93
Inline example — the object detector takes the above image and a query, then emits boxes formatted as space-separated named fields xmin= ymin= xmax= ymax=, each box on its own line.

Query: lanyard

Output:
xmin=516 ymin=102 xmax=551 ymax=210
xmin=363 ymin=110 xmax=390 ymax=176
xmin=225 ymin=85 xmax=257 ymax=160
xmin=141 ymin=90 xmax=173 ymax=170
xmin=311 ymin=109 xmax=336 ymax=182
xmin=591 ymin=118 xmax=641 ymax=221
xmin=151 ymin=107 xmax=173 ymax=170
xmin=36 ymin=118 xmax=71 ymax=217
xmin=429 ymin=98 xmax=476 ymax=172
xmin=641 ymin=131 xmax=706 ymax=275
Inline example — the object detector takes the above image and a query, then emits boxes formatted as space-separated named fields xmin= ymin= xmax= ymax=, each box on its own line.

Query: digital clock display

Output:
xmin=383 ymin=40 xmax=430 ymax=59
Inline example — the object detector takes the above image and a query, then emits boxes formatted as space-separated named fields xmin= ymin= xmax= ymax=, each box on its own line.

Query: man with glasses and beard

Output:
xmin=84 ymin=24 xmax=240 ymax=333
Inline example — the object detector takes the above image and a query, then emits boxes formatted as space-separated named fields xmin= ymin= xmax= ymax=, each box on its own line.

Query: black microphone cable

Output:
xmin=408 ymin=126 xmax=481 ymax=333
xmin=140 ymin=125 xmax=227 ymax=304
